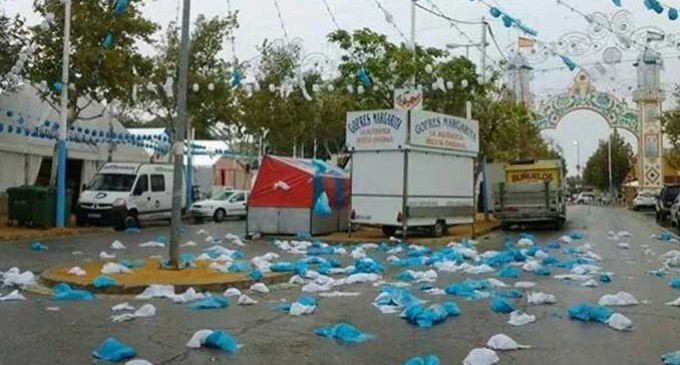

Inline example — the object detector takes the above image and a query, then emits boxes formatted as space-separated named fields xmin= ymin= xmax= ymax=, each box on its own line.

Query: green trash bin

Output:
xmin=7 ymin=186 xmax=32 ymax=225
xmin=7 ymin=186 xmax=72 ymax=227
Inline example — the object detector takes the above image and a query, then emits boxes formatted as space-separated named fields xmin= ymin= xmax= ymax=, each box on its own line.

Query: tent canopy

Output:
xmin=249 ymin=155 xmax=350 ymax=209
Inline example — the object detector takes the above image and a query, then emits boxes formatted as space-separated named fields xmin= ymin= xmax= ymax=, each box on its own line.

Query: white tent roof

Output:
xmin=0 ymin=84 xmax=149 ymax=162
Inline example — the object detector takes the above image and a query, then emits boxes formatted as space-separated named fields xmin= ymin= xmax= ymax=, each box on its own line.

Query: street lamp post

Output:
xmin=168 ymin=0 xmax=191 ymax=269
xmin=573 ymin=140 xmax=581 ymax=192
xmin=56 ymin=0 xmax=72 ymax=228
xmin=608 ymin=131 xmax=613 ymax=199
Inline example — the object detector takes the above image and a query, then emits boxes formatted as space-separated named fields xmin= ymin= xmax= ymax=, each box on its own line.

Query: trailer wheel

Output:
xmin=432 ymin=220 xmax=447 ymax=238
xmin=381 ymin=225 xmax=397 ymax=238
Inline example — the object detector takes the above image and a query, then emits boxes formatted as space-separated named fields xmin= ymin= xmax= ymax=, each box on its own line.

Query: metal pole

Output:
xmin=186 ymin=127 xmax=194 ymax=207
xmin=577 ymin=142 xmax=581 ymax=192
xmin=410 ymin=0 xmax=416 ymax=87
xmin=169 ymin=0 xmax=191 ymax=269
xmin=608 ymin=131 xmax=613 ymax=199
xmin=56 ymin=0 xmax=72 ymax=228
xmin=480 ymin=17 xmax=487 ymax=83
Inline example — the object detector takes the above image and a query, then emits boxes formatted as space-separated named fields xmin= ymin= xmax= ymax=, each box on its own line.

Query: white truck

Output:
xmin=76 ymin=163 xmax=184 ymax=230
xmin=347 ymin=109 xmax=479 ymax=237
xmin=492 ymin=160 xmax=566 ymax=230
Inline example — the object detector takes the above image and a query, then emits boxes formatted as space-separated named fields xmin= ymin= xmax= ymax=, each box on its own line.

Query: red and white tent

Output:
xmin=247 ymin=155 xmax=350 ymax=236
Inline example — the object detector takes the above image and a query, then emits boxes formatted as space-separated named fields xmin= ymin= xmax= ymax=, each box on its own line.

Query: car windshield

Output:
xmin=87 ymin=174 xmax=136 ymax=192
xmin=214 ymin=191 xmax=236 ymax=201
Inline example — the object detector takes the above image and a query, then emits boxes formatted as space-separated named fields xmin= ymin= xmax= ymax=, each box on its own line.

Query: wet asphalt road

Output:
xmin=1 ymin=206 xmax=680 ymax=365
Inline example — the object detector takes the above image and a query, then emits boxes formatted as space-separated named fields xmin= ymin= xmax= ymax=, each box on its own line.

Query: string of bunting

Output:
xmin=463 ymin=0 xmax=581 ymax=71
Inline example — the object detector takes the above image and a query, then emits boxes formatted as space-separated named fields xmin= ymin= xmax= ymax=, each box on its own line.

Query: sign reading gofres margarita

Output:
xmin=346 ymin=110 xmax=407 ymax=151
xmin=410 ymin=110 xmax=479 ymax=155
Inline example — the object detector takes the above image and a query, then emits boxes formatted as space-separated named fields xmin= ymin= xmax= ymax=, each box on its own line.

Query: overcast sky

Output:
xmin=3 ymin=0 xmax=677 ymax=175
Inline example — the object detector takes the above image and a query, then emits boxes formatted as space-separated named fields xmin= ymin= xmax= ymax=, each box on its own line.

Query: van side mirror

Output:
xmin=82 ymin=184 xmax=86 ymax=191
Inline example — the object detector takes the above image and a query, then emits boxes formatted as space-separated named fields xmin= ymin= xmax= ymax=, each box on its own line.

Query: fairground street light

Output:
xmin=56 ymin=0 xmax=72 ymax=228
xmin=168 ymin=0 xmax=192 ymax=269
xmin=573 ymin=140 xmax=581 ymax=191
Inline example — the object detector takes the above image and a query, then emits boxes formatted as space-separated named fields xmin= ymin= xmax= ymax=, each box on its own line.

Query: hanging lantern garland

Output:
xmin=642 ymin=0 xmax=680 ymax=21
xmin=101 ymin=0 xmax=130 ymax=49
xmin=479 ymin=0 xmax=538 ymax=37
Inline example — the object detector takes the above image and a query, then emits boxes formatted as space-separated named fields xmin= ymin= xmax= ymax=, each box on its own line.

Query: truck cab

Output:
xmin=76 ymin=163 xmax=183 ymax=230
xmin=492 ymin=160 xmax=566 ymax=230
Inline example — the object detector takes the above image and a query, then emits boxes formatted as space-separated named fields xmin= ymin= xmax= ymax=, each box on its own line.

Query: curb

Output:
xmin=40 ymin=266 xmax=293 ymax=296
xmin=317 ymin=223 xmax=500 ymax=246
xmin=0 ymin=227 xmax=110 ymax=243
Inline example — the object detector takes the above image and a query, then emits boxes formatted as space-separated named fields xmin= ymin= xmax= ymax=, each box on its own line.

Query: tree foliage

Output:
xmin=29 ymin=0 xmax=157 ymax=122
xmin=0 ymin=14 xmax=28 ymax=91
xmin=133 ymin=14 xmax=240 ymax=139
xmin=237 ymin=28 xmax=561 ymax=164
xmin=583 ymin=130 xmax=633 ymax=191
xmin=662 ymin=85 xmax=680 ymax=169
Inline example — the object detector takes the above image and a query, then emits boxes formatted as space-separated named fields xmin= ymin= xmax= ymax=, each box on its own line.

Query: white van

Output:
xmin=76 ymin=163 xmax=184 ymax=230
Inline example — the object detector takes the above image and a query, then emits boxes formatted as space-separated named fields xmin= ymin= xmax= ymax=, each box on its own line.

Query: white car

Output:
xmin=575 ymin=192 xmax=596 ymax=204
xmin=632 ymin=191 xmax=657 ymax=211
xmin=190 ymin=190 xmax=249 ymax=223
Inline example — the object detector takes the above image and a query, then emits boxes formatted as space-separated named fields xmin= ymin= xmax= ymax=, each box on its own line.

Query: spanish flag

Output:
xmin=518 ymin=37 xmax=536 ymax=48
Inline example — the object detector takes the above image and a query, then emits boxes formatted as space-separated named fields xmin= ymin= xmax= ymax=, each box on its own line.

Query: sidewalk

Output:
xmin=322 ymin=214 xmax=498 ymax=246
xmin=0 ymin=225 xmax=108 ymax=243
xmin=41 ymin=259 xmax=292 ymax=295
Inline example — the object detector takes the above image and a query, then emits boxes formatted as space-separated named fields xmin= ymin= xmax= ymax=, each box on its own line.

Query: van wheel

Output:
xmin=125 ymin=212 xmax=139 ymax=229
xmin=432 ymin=220 xmax=447 ymax=238
xmin=213 ymin=209 xmax=226 ymax=223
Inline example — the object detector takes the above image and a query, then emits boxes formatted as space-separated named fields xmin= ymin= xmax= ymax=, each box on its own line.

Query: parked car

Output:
xmin=656 ymin=185 xmax=680 ymax=223
xmin=632 ymin=191 xmax=657 ymax=211
xmin=190 ymin=190 xmax=249 ymax=223
xmin=575 ymin=192 xmax=596 ymax=204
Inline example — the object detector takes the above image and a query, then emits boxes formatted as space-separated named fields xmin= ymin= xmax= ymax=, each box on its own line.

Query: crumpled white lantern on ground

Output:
xmin=508 ymin=311 xmax=536 ymax=326
xmin=486 ymin=334 xmax=530 ymax=350
xmin=527 ymin=292 xmax=557 ymax=305
xmin=598 ymin=292 xmax=639 ymax=306
xmin=605 ymin=312 xmax=633 ymax=331
xmin=463 ymin=348 xmax=499 ymax=365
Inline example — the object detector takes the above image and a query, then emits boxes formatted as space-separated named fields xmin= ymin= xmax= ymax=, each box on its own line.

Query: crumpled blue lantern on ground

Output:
xmin=204 ymin=330 xmax=239 ymax=354
xmin=30 ymin=242 xmax=48 ymax=251
xmin=92 ymin=338 xmax=136 ymax=362
xmin=404 ymin=354 xmax=441 ymax=365
xmin=53 ymin=283 xmax=96 ymax=301
xmin=189 ymin=296 xmax=229 ymax=310
xmin=93 ymin=275 xmax=117 ymax=288
xmin=400 ymin=302 xmax=460 ymax=328
xmin=567 ymin=303 xmax=614 ymax=323
xmin=315 ymin=323 xmax=374 ymax=343
xmin=490 ymin=297 xmax=515 ymax=313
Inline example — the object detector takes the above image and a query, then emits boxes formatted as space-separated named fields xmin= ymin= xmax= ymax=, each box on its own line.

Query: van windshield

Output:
xmin=88 ymin=174 xmax=136 ymax=192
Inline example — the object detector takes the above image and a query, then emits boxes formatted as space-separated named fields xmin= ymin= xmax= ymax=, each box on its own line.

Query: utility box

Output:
xmin=347 ymin=109 xmax=479 ymax=237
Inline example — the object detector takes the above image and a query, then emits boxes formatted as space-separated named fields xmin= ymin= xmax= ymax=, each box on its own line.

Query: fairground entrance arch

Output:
xmin=534 ymin=52 xmax=664 ymax=191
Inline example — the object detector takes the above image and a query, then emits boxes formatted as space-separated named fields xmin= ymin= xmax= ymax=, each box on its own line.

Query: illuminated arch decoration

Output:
xmin=535 ymin=71 xmax=639 ymax=138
